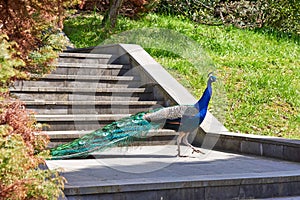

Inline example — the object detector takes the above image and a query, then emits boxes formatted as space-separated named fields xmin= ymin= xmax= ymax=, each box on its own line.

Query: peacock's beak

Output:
xmin=212 ymin=75 xmax=217 ymax=82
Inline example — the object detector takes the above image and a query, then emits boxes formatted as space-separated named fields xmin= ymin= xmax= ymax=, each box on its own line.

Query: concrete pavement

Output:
xmin=47 ymin=145 xmax=300 ymax=199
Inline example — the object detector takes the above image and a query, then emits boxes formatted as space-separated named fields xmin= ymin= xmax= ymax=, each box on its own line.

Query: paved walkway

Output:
xmin=47 ymin=145 xmax=300 ymax=199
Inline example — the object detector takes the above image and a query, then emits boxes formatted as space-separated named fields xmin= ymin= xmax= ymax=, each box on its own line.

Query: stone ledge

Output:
xmin=64 ymin=172 xmax=300 ymax=196
xmin=195 ymin=131 xmax=300 ymax=162
xmin=221 ymin=131 xmax=300 ymax=147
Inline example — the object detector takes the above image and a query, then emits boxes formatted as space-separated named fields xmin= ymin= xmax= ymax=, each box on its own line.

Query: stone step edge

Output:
xmin=54 ymin=63 xmax=130 ymax=69
xmin=59 ymin=52 xmax=114 ymax=58
xmin=22 ymin=100 xmax=162 ymax=106
xmin=35 ymin=114 xmax=131 ymax=121
xmin=29 ymin=74 xmax=136 ymax=81
xmin=42 ymin=129 xmax=178 ymax=139
xmin=10 ymin=87 xmax=146 ymax=93
xmin=61 ymin=170 xmax=300 ymax=196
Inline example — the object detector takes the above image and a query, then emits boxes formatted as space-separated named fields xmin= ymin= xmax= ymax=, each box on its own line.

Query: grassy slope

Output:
xmin=63 ymin=13 xmax=300 ymax=139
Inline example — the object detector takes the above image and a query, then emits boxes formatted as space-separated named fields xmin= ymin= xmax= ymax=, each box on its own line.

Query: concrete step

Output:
xmin=55 ymin=62 xmax=129 ymax=69
xmin=23 ymin=100 xmax=161 ymax=106
xmin=29 ymin=74 xmax=137 ymax=81
xmin=59 ymin=52 xmax=114 ymax=59
xmin=27 ymin=106 xmax=157 ymax=115
xmin=59 ymin=52 xmax=117 ymax=60
xmin=52 ymin=64 xmax=132 ymax=76
xmin=58 ymin=57 xmax=115 ymax=65
xmin=13 ymin=79 xmax=141 ymax=88
xmin=24 ymin=100 xmax=161 ymax=115
xmin=58 ymin=53 xmax=118 ymax=64
xmin=35 ymin=114 xmax=130 ymax=121
xmin=45 ymin=74 xmax=137 ymax=81
xmin=11 ymin=87 xmax=153 ymax=102
xmin=13 ymin=73 xmax=141 ymax=88
xmin=13 ymin=92 xmax=151 ymax=102
xmin=36 ymin=114 xmax=131 ymax=131
xmin=10 ymin=86 xmax=146 ymax=93
xmin=45 ymin=129 xmax=178 ymax=148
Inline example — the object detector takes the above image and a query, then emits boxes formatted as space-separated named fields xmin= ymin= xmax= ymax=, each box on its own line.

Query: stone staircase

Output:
xmin=10 ymin=50 xmax=172 ymax=146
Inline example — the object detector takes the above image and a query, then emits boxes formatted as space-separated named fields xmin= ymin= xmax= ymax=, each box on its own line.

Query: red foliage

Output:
xmin=0 ymin=93 xmax=49 ymax=153
xmin=0 ymin=0 xmax=79 ymax=74
xmin=0 ymin=179 xmax=35 ymax=200
xmin=1 ymin=1 xmax=55 ymax=58
xmin=0 ymin=93 xmax=54 ymax=199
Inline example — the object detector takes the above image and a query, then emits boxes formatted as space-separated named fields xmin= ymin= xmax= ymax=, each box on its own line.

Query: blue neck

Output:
xmin=194 ymin=81 xmax=212 ymax=123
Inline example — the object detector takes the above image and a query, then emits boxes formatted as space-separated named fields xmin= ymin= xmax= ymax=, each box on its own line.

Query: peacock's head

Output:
xmin=208 ymin=72 xmax=217 ymax=83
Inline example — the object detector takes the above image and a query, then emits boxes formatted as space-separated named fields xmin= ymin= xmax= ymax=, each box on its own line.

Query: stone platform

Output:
xmin=46 ymin=145 xmax=300 ymax=200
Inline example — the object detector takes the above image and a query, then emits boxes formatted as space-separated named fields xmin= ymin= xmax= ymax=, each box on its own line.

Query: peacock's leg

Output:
xmin=176 ymin=132 xmax=186 ymax=157
xmin=182 ymin=133 xmax=205 ymax=155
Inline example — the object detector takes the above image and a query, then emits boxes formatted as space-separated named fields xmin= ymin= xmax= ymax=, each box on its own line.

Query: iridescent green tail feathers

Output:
xmin=50 ymin=111 xmax=160 ymax=160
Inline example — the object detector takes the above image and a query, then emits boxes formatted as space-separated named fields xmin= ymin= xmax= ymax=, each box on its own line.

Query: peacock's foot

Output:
xmin=177 ymin=149 xmax=188 ymax=157
xmin=191 ymin=147 xmax=205 ymax=154
xmin=177 ymin=154 xmax=189 ymax=157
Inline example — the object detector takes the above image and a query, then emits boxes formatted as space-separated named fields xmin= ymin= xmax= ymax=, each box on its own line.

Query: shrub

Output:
xmin=0 ymin=34 xmax=26 ymax=92
xmin=156 ymin=0 xmax=300 ymax=35
xmin=0 ymin=93 xmax=66 ymax=199
xmin=263 ymin=0 xmax=300 ymax=34
xmin=156 ymin=0 xmax=222 ymax=25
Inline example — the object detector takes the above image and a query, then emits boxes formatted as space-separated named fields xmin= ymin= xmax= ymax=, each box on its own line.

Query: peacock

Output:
xmin=50 ymin=73 xmax=217 ymax=159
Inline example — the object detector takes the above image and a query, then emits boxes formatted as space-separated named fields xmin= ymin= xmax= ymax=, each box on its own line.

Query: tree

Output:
xmin=99 ymin=0 xmax=159 ymax=30
xmin=102 ymin=0 xmax=124 ymax=29
xmin=0 ymin=0 xmax=78 ymax=76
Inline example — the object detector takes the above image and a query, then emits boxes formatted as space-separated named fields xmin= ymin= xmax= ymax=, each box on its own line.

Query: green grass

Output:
xmin=63 ymin=13 xmax=300 ymax=139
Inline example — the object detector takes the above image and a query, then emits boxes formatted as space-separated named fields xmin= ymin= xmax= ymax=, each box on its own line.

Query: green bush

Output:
xmin=27 ymin=28 xmax=72 ymax=74
xmin=156 ymin=0 xmax=300 ymax=35
xmin=0 ymin=130 xmax=64 ymax=199
xmin=0 ymin=35 xmax=26 ymax=92
xmin=263 ymin=0 xmax=300 ymax=35
xmin=156 ymin=0 xmax=222 ymax=25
